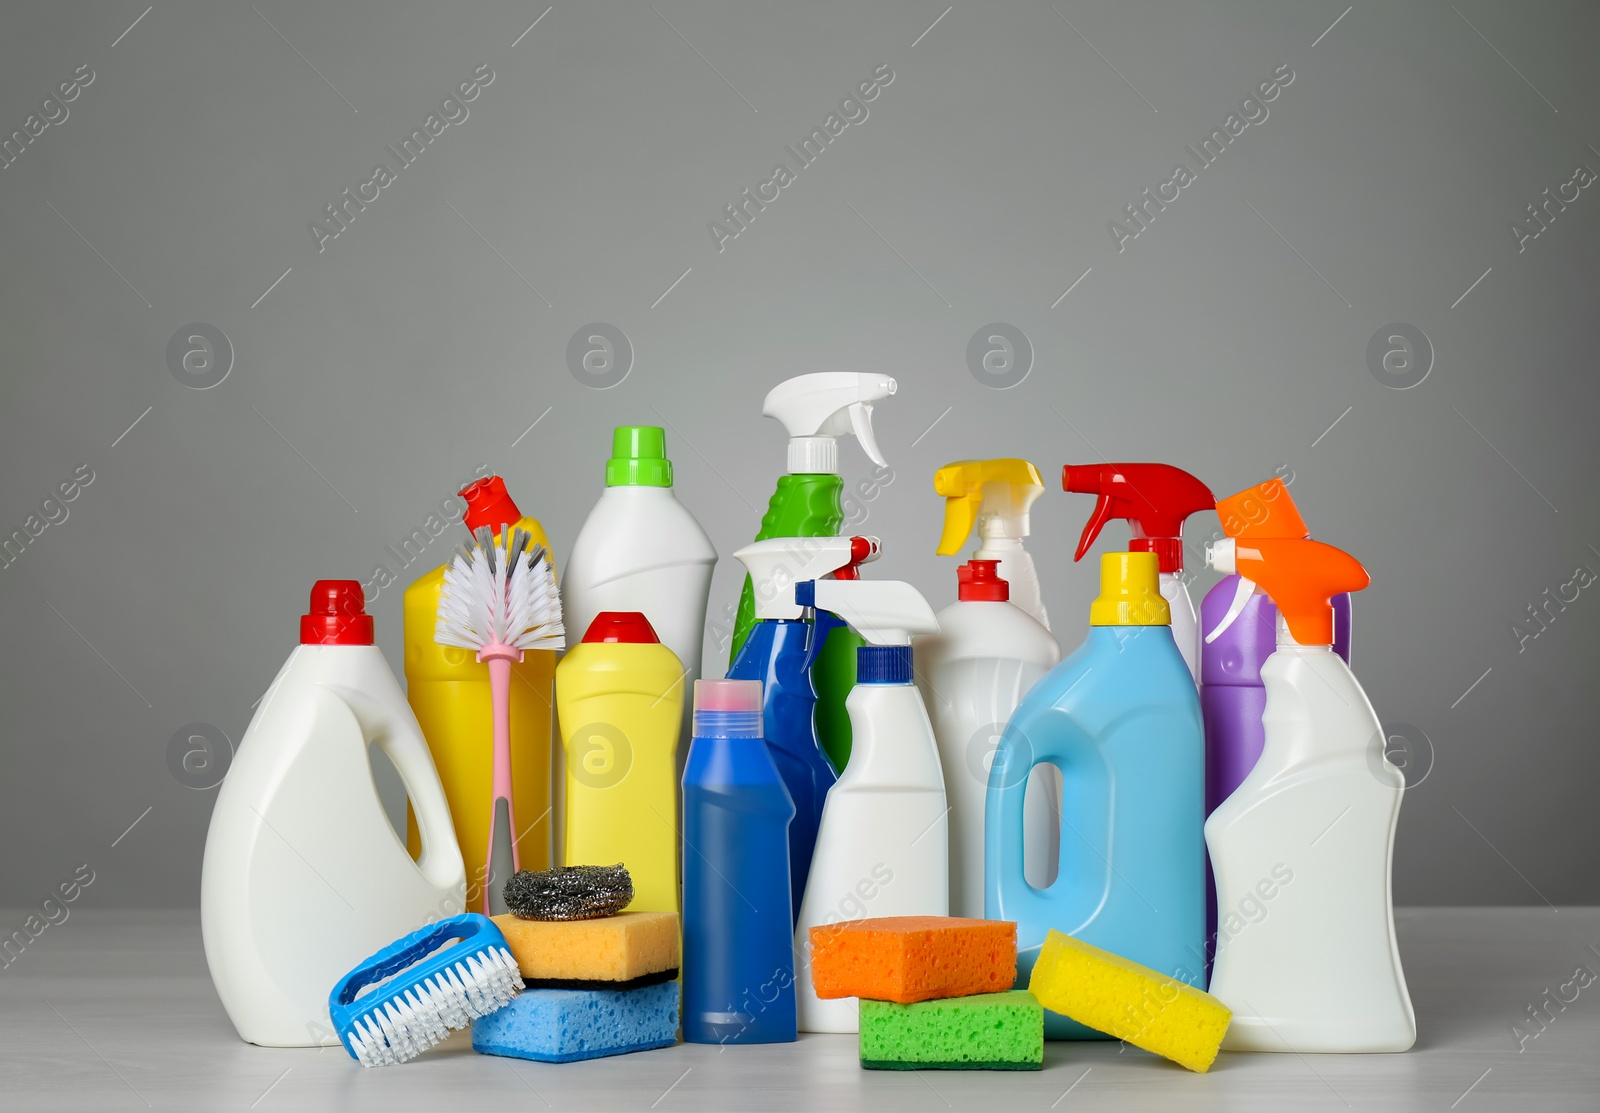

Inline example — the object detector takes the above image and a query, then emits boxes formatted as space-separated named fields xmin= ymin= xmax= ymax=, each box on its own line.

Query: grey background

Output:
xmin=1 ymin=0 xmax=1595 ymax=910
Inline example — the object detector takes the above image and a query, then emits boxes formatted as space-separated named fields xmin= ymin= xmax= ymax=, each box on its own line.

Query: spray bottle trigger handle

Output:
xmin=1204 ymin=577 xmax=1257 ymax=644
xmin=936 ymin=493 xmax=977 ymax=555
xmin=1075 ymin=494 xmax=1116 ymax=561
xmin=849 ymin=402 xmax=887 ymax=467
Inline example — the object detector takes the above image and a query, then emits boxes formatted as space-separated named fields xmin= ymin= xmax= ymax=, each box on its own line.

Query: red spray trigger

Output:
xmin=832 ymin=535 xmax=880 ymax=581
xmin=1062 ymin=463 xmax=1215 ymax=574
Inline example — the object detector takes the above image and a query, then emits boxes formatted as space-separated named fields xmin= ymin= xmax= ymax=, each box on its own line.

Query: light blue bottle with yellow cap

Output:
xmin=985 ymin=551 xmax=1205 ymax=1039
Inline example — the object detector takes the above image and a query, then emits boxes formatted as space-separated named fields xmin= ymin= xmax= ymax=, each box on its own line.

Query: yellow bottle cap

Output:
xmin=1089 ymin=551 xmax=1170 ymax=626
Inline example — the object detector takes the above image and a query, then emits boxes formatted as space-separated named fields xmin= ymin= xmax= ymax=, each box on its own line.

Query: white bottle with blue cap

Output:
xmin=790 ymin=577 xmax=947 ymax=1034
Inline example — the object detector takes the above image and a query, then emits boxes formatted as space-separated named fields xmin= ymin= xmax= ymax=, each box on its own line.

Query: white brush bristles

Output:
xmin=345 ymin=945 xmax=523 ymax=1067
xmin=436 ymin=526 xmax=566 ymax=654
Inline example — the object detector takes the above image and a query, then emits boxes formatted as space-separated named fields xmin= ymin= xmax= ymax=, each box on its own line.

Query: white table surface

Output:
xmin=0 ymin=907 xmax=1594 ymax=1111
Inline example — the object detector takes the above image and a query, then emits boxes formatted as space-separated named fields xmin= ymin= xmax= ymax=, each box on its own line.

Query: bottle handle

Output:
xmin=341 ymin=686 xmax=465 ymax=896
xmin=985 ymin=724 xmax=1051 ymax=920
xmin=985 ymin=722 xmax=1106 ymax=928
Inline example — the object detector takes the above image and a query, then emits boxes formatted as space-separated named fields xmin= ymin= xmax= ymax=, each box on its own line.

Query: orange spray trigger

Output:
xmin=1062 ymin=464 xmax=1215 ymax=574
xmin=1214 ymin=537 xmax=1369 ymax=646
xmin=1215 ymin=477 xmax=1311 ymax=540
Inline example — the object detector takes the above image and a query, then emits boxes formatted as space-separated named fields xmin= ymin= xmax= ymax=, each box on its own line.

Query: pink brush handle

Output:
xmin=481 ymin=648 xmax=520 ymax=913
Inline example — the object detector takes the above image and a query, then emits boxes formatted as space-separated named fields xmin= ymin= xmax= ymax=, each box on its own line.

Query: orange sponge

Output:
xmin=808 ymin=916 xmax=1017 ymax=1003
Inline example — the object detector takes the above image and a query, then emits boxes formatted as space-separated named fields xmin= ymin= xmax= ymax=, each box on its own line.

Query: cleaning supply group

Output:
xmin=199 ymin=372 xmax=1415 ymax=1074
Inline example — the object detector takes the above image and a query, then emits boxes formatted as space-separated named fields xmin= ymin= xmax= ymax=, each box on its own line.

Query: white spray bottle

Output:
xmin=933 ymin=458 xmax=1050 ymax=628
xmin=1204 ymin=531 xmax=1415 ymax=1052
xmin=930 ymin=458 xmax=1060 ymax=896
xmin=791 ymin=577 xmax=946 ymax=1034
xmin=730 ymin=372 xmax=898 ymax=776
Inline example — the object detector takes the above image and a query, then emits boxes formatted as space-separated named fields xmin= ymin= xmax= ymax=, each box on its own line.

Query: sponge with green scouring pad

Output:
xmin=859 ymin=990 xmax=1043 ymax=1070
xmin=809 ymin=916 xmax=1016 ymax=1003
xmin=1028 ymin=929 xmax=1231 ymax=1073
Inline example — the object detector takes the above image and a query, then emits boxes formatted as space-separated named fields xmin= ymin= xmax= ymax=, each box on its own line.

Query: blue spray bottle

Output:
xmin=681 ymin=679 xmax=797 ymax=1044
xmin=727 ymin=534 xmax=879 ymax=923
xmin=986 ymin=551 xmax=1205 ymax=1039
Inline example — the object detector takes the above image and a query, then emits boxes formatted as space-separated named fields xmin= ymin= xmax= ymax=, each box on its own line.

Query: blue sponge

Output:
xmin=472 ymin=982 xmax=679 ymax=1063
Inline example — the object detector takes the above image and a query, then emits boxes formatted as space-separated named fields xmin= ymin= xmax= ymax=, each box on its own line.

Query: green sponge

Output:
xmin=859 ymin=990 xmax=1043 ymax=1071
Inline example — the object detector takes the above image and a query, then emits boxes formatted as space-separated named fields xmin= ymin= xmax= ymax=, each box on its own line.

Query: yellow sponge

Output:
xmin=492 ymin=911 xmax=678 ymax=986
xmin=1027 ymin=930 xmax=1230 ymax=1073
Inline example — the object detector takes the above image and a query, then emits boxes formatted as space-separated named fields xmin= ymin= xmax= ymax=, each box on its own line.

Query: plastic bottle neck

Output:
xmin=857 ymin=645 xmax=913 ymax=684
xmin=974 ymin=534 xmax=1025 ymax=557
xmin=787 ymin=436 xmax=838 ymax=474
xmin=692 ymin=709 xmax=763 ymax=739
xmin=1275 ymin=613 xmax=1337 ymax=653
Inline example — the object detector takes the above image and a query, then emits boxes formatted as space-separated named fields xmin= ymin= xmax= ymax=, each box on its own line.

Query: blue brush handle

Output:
xmin=328 ymin=913 xmax=508 ymax=1056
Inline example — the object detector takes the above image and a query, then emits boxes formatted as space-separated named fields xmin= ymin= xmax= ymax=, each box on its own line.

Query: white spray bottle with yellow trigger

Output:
xmin=934 ymin=459 xmax=1050 ymax=629
xmin=791 ymin=577 xmax=946 ymax=1033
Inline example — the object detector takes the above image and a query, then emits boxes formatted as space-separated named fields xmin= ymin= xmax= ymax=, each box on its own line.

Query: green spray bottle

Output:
xmin=729 ymin=372 xmax=897 ymax=772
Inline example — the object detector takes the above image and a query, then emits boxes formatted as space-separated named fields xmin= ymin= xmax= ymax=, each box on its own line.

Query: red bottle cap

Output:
xmin=460 ymin=476 xmax=522 ymax=535
xmin=957 ymin=559 xmax=1010 ymax=602
xmin=581 ymin=611 xmax=660 ymax=644
xmin=300 ymin=580 xmax=374 ymax=645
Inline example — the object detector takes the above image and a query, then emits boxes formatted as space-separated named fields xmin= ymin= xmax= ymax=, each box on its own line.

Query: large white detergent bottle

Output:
xmin=792 ymin=576 xmax=947 ymax=1034
xmin=201 ymin=581 xmax=466 ymax=1047
xmin=916 ymin=559 xmax=1059 ymax=916
xmin=1204 ymin=531 xmax=1415 ymax=1053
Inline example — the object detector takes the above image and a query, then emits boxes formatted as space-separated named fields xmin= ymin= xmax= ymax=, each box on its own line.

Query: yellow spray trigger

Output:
xmin=933 ymin=459 xmax=1045 ymax=555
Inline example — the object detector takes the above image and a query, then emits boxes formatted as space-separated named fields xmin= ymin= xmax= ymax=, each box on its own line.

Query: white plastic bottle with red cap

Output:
xmin=915 ymin=560 xmax=1060 ymax=919
xmin=202 ymin=581 xmax=465 ymax=1047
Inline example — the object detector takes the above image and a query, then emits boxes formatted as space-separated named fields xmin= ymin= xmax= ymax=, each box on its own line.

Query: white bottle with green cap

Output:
xmin=561 ymin=426 xmax=717 ymax=748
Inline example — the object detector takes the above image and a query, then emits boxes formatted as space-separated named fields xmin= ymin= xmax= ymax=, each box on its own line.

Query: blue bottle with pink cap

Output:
xmin=681 ymin=678 xmax=797 ymax=1044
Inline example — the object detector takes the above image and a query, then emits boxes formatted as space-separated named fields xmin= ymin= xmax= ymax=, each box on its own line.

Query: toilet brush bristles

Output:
xmin=436 ymin=526 xmax=565 ymax=656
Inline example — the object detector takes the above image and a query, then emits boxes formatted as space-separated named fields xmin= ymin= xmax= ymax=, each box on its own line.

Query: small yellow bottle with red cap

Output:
xmin=403 ymin=477 xmax=557 ymax=907
xmin=555 ymin=612 xmax=685 ymax=915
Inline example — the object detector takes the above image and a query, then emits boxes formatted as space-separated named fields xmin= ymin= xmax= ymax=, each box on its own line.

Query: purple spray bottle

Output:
xmin=1199 ymin=478 xmax=1349 ymax=970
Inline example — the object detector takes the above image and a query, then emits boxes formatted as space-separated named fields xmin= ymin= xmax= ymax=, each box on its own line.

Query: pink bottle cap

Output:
xmin=693 ymin=678 xmax=762 ymax=713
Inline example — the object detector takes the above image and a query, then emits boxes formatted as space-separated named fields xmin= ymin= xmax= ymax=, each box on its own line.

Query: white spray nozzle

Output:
xmin=1206 ymin=538 xmax=1237 ymax=576
xmin=1204 ymin=575 xmax=1259 ymax=644
xmin=763 ymin=372 xmax=897 ymax=474
xmin=734 ymin=536 xmax=878 ymax=621
xmin=795 ymin=578 xmax=938 ymax=646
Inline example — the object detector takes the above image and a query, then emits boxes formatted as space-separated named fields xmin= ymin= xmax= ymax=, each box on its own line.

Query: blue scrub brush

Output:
xmin=329 ymin=913 xmax=523 ymax=1067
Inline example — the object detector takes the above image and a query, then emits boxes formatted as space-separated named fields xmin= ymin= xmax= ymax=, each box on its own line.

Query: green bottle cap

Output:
xmin=606 ymin=425 xmax=673 ymax=487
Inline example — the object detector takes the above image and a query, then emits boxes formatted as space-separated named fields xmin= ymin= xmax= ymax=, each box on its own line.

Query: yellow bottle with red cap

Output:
xmin=555 ymin=611 xmax=685 ymax=914
xmin=403 ymin=477 xmax=556 ymax=906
